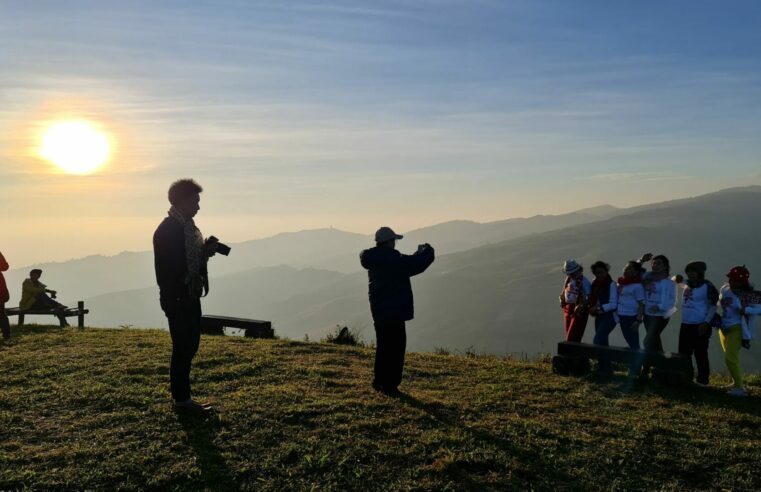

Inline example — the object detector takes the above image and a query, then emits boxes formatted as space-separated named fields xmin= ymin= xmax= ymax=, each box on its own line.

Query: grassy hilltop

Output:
xmin=1 ymin=326 xmax=761 ymax=491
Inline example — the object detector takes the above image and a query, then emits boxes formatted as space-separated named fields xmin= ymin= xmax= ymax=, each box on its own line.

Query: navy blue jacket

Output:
xmin=360 ymin=245 xmax=435 ymax=322
xmin=153 ymin=216 xmax=208 ymax=310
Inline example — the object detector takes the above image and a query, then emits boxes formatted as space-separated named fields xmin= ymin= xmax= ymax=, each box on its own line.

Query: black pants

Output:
xmin=374 ymin=320 xmax=406 ymax=390
xmin=639 ymin=315 xmax=670 ymax=379
xmin=0 ymin=301 xmax=10 ymax=339
xmin=164 ymin=297 xmax=202 ymax=402
xmin=679 ymin=323 xmax=711 ymax=385
xmin=31 ymin=293 xmax=68 ymax=326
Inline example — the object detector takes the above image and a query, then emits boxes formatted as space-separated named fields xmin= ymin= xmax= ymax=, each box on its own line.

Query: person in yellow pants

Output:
xmin=718 ymin=325 xmax=743 ymax=391
xmin=718 ymin=266 xmax=761 ymax=397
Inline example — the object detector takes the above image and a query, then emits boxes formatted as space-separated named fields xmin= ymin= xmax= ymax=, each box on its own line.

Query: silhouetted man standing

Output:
xmin=360 ymin=227 xmax=435 ymax=394
xmin=153 ymin=179 xmax=217 ymax=413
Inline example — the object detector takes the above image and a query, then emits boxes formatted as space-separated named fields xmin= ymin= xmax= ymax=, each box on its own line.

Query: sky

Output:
xmin=2 ymin=0 xmax=761 ymax=267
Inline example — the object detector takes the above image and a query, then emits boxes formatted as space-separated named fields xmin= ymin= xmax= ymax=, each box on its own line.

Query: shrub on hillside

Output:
xmin=322 ymin=325 xmax=365 ymax=346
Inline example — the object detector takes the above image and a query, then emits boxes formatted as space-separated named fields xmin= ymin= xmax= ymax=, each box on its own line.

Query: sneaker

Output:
xmin=694 ymin=382 xmax=709 ymax=388
xmin=174 ymin=399 xmax=213 ymax=413
xmin=727 ymin=388 xmax=748 ymax=397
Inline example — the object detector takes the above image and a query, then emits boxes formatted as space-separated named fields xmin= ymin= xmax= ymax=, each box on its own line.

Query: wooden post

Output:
xmin=18 ymin=313 xmax=24 ymax=326
xmin=77 ymin=301 xmax=85 ymax=329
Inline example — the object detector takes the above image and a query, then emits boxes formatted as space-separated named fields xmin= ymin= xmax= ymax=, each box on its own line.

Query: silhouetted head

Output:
xmin=590 ymin=261 xmax=610 ymax=279
xmin=375 ymin=226 xmax=402 ymax=250
xmin=29 ymin=268 xmax=42 ymax=280
xmin=622 ymin=261 xmax=643 ymax=278
xmin=651 ymin=255 xmax=670 ymax=276
xmin=562 ymin=259 xmax=583 ymax=277
xmin=685 ymin=261 xmax=707 ymax=281
xmin=727 ymin=265 xmax=751 ymax=291
xmin=168 ymin=179 xmax=203 ymax=220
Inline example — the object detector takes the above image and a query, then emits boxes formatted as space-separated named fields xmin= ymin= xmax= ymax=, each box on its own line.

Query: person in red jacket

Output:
xmin=0 ymin=251 xmax=10 ymax=340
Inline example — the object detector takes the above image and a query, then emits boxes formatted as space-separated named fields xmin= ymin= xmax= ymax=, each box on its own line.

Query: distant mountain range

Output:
xmin=8 ymin=186 xmax=761 ymax=370
xmin=3 ymin=203 xmax=622 ymax=302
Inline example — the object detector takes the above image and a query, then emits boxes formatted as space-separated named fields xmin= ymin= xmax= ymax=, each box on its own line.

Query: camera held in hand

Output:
xmin=206 ymin=236 xmax=231 ymax=256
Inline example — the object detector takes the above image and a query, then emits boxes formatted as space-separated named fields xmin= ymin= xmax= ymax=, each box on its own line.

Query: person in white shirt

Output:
xmin=616 ymin=260 xmax=646 ymax=350
xmin=675 ymin=261 xmax=718 ymax=387
xmin=589 ymin=261 xmax=618 ymax=374
xmin=718 ymin=266 xmax=761 ymax=397
xmin=638 ymin=254 xmax=677 ymax=382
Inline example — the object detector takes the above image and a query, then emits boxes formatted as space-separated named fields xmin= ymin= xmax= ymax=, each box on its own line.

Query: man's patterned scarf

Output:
xmin=169 ymin=206 xmax=208 ymax=298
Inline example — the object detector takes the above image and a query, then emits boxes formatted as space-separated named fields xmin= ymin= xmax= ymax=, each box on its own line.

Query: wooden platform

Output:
xmin=5 ymin=301 xmax=89 ymax=328
xmin=200 ymin=315 xmax=274 ymax=338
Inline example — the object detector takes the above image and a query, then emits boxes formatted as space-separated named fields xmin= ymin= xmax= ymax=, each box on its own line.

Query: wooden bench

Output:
xmin=200 ymin=315 xmax=274 ymax=338
xmin=552 ymin=341 xmax=692 ymax=384
xmin=5 ymin=301 xmax=89 ymax=329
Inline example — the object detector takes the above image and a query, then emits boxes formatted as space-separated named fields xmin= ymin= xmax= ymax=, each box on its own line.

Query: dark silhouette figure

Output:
xmin=153 ymin=179 xmax=218 ymax=413
xmin=0 ymin=251 xmax=10 ymax=340
xmin=360 ymin=226 xmax=434 ymax=394
xmin=20 ymin=268 xmax=69 ymax=327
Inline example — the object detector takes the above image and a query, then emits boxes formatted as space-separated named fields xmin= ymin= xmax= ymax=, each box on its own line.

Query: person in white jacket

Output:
xmin=675 ymin=261 xmax=719 ymax=387
xmin=638 ymin=254 xmax=677 ymax=382
xmin=718 ymin=266 xmax=761 ymax=397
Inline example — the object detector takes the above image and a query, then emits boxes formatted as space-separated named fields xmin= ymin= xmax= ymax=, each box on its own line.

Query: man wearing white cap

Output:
xmin=360 ymin=226 xmax=435 ymax=394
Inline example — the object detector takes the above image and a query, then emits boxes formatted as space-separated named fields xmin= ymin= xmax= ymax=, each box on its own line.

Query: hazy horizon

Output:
xmin=2 ymin=184 xmax=755 ymax=268
xmin=2 ymin=1 xmax=761 ymax=266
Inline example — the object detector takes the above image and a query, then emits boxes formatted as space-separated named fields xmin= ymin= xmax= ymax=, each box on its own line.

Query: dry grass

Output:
xmin=1 ymin=325 xmax=760 ymax=490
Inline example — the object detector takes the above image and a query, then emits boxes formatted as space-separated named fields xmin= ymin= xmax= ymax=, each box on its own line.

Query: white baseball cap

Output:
xmin=375 ymin=226 xmax=403 ymax=243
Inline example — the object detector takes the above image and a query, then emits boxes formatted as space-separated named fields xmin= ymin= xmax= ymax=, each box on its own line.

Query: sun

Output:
xmin=39 ymin=120 xmax=111 ymax=174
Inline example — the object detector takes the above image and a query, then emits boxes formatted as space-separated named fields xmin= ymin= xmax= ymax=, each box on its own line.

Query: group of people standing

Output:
xmin=560 ymin=254 xmax=761 ymax=396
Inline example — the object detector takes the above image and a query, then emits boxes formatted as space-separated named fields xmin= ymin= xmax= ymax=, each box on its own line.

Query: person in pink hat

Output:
xmin=718 ymin=266 xmax=761 ymax=397
xmin=559 ymin=259 xmax=591 ymax=342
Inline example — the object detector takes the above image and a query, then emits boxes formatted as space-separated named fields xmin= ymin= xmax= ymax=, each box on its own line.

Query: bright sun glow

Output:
xmin=39 ymin=121 xmax=111 ymax=174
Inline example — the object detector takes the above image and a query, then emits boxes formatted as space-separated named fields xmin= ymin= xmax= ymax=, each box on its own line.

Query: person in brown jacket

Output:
xmin=0 ymin=251 xmax=10 ymax=340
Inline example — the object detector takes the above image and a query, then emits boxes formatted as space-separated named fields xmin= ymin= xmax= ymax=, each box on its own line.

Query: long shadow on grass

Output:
xmin=592 ymin=373 xmax=761 ymax=418
xmin=393 ymin=392 xmax=573 ymax=486
xmin=177 ymin=413 xmax=237 ymax=490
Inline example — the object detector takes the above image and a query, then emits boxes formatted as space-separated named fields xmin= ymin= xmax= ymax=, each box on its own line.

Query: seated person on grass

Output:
xmin=20 ymin=269 xmax=69 ymax=326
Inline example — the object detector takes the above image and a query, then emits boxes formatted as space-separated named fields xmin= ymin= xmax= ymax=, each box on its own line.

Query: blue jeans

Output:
xmin=593 ymin=312 xmax=617 ymax=373
xmin=618 ymin=315 xmax=641 ymax=350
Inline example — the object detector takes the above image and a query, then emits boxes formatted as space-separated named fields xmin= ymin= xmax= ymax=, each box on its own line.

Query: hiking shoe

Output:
xmin=727 ymin=388 xmax=748 ymax=397
xmin=174 ymin=399 xmax=213 ymax=413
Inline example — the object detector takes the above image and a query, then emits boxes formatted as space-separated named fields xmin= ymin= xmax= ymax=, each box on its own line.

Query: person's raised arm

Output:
xmin=401 ymin=244 xmax=435 ymax=277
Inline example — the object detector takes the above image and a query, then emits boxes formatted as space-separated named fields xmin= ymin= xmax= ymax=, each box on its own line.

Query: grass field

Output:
xmin=1 ymin=325 xmax=760 ymax=491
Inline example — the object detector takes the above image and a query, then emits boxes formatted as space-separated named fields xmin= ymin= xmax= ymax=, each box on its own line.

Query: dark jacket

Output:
xmin=153 ymin=216 xmax=207 ymax=310
xmin=360 ymin=245 xmax=435 ymax=322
